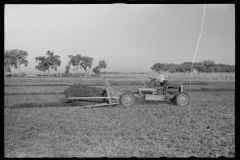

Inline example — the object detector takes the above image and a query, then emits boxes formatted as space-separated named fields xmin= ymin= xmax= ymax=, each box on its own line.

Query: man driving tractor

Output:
xmin=148 ymin=70 xmax=165 ymax=87
xmin=148 ymin=70 xmax=166 ymax=94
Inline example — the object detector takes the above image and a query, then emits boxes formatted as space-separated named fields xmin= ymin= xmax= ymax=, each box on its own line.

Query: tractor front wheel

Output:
xmin=175 ymin=92 xmax=189 ymax=106
xmin=120 ymin=92 xmax=136 ymax=106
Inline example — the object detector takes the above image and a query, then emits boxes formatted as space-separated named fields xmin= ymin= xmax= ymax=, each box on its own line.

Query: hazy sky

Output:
xmin=5 ymin=4 xmax=235 ymax=74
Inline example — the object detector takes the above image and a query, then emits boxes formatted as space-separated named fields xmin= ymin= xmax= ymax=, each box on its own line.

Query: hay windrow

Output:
xmin=63 ymin=83 xmax=107 ymax=106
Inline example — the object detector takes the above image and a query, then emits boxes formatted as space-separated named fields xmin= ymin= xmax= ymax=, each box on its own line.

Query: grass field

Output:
xmin=4 ymin=72 xmax=235 ymax=86
xmin=4 ymin=77 xmax=235 ymax=157
xmin=101 ymin=72 xmax=235 ymax=81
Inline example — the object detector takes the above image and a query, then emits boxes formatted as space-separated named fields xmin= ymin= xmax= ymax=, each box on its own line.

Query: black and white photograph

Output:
xmin=4 ymin=4 xmax=235 ymax=158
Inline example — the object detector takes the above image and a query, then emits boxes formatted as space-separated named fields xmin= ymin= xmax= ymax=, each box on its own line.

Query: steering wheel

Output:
xmin=147 ymin=77 xmax=157 ymax=88
xmin=149 ymin=76 xmax=157 ymax=81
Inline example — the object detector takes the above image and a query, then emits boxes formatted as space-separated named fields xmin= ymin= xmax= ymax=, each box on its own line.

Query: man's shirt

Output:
xmin=156 ymin=74 xmax=165 ymax=82
xmin=150 ymin=72 xmax=165 ymax=82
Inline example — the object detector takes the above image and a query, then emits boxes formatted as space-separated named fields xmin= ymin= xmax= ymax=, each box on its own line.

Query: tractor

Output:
xmin=67 ymin=77 xmax=190 ymax=108
xmin=120 ymin=77 xmax=190 ymax=106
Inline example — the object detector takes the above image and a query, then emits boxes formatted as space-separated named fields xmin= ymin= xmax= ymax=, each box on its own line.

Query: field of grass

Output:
xmin=4 ymin=77 xmax=235 ymax=157
xmin=4 ymin=94 xmax=65 ymax=107
xmin=4 ymin=72 xmax=235 ymax=86
xmin=5 ymin=72 xmax=235 ymax=81
xmin=4 ymin=83 xmax=234 ymax=107
xmin=101 ymin=72 xmax=235 ymax=81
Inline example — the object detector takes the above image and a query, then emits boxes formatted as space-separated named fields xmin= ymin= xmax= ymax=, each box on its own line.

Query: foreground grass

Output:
xmin=4 ymin=91 xmax=234 ymax=157
xmin=4 ymin=78 xmax=235 ymax=157
xmin=4 ymin=86 xmax=69 ymax=94
xmin=4 ymin=94 xmax=65 ymax=107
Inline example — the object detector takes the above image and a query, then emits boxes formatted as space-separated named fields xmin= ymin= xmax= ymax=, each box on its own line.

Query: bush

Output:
xmin=62 ymin=74 xmax=73 ymax=77
xmin=91 ymin=74 xmax=100 ymax=77
xmin=17 ymin=72 xmax=26 ymax=77
xmin=73 ymin=73 xmax=86 ymax=77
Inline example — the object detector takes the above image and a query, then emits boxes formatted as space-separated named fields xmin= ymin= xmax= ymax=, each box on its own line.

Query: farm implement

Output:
xmin=67 ymin=78 xmax=122 ymax=108
xmin=67 ymin=77 xmax=190 ymax=108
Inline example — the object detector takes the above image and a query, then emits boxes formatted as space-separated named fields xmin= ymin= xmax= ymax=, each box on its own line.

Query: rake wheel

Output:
xmin=120 ymin=92 xmax=136 ymax=106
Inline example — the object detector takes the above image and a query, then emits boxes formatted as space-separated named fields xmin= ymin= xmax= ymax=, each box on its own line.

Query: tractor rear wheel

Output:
xmin=120 ymin=92 xmax=136 ymax=106
xmin=175 ymin=92 xmax=189 ymax=106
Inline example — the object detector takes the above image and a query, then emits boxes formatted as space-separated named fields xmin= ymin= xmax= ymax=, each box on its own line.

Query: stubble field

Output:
xmin=4 ymin=77 xmax=235 ymax=157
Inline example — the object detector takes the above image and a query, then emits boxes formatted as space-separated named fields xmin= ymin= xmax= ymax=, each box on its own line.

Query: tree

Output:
xmin=65 ymin=65 xmax=70 ymax=74
xmin=202 ymin=60 xmax=215 ymax=73
xmin=229 ymin=65 xmax=235 ymax=72
xmin=92 ymin=66 xmax=100 ymax=74
xmin=68 ymin=54 xmax=82 ymax=73
xmin=213 ymin=64 xmax=222 ymax=72
xmin=149 ymin=60 xmax=234 ymax=73
xmin=193 ymin=62 xmax=205 ymax=72
xmin=168 ymin=66 xmax=176 ymax=73
xmin=168 ymin=63 xmax=178 ymax=73
xmin=35 ymin=51 xmax=61 ymax=76
xmin=221 ymin=64 xmax=230 ymax=72
xmin=4 ymin=50 xmax=18 ymax=78
xmin=7 ymin=49 xmax=29 ymax=74
xmin=181 ymin=62 xmax=193 ymax=72
xmin=92 ymin=60 xmax=107 ymax=74
xmin=151 ymin=63 xmax=166 ymax=72
xmin=67 ymin=54 xmax=94 ymax=75
xmin=207 ymin=66 xmax=215 ymax=73
xmin=98 ymin=60 xmax=107 ymax=71
xmin=177 ymin=65 xmax=186 ymax=72
xmin=80 ymin=56 xmax=94 ymax=75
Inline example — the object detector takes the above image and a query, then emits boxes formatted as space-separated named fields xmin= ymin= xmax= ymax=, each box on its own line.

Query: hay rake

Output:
xmin=67 ymin=78 xmax=123 ymax=108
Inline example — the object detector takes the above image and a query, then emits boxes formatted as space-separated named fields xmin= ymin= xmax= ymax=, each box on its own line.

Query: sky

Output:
xmin=5 ymin=4 xmax=235 ymax=74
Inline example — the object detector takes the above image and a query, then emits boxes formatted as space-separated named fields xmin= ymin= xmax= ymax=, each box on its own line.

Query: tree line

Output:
xmin=4 ymin=49 xmax=107 ymax=77
xmin=4 ymin=49 xmax=235 ymax=77
xmin=151 ymin=61 xmax=235 ymax=73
